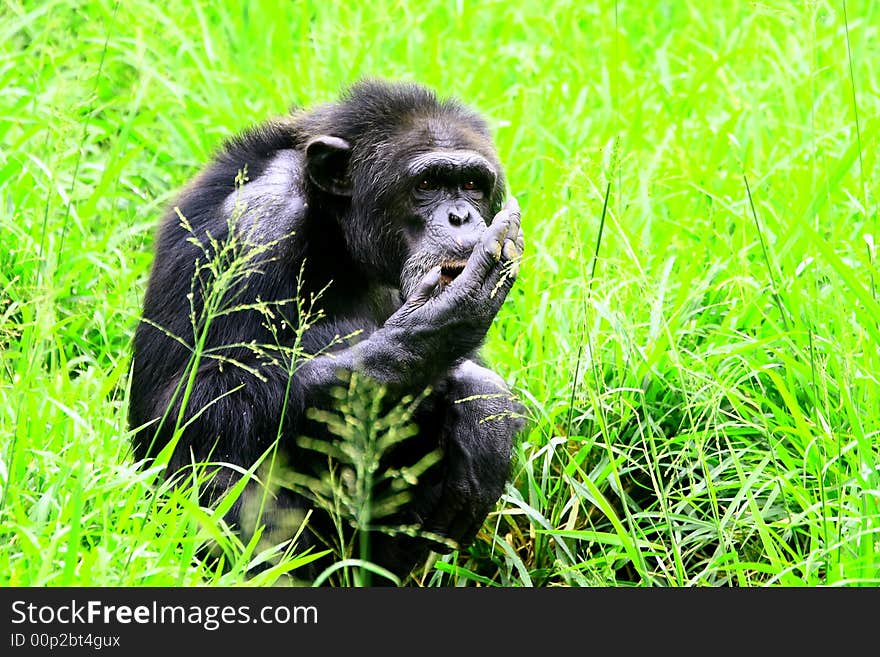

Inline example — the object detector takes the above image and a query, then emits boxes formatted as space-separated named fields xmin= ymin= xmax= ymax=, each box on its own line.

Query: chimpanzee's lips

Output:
xmin=439 ymin=260 xmax=467 ymax=285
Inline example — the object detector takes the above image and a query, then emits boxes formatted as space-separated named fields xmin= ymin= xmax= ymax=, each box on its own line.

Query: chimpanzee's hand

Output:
xmin=386 ymin=197 xmax=524 ymax=364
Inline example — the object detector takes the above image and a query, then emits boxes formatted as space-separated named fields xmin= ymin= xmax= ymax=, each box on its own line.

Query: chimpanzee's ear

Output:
xmin=305 ymin=135 xmax=352 ymax=196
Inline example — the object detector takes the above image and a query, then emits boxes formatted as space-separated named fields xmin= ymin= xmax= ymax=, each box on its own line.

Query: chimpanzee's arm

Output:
xmin=295 ymin=198 xmax=522 ymax=405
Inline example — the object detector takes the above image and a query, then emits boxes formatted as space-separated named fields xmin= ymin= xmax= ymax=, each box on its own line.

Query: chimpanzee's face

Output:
xmin=395 ymin=145 xmax=498 ymax=296
xmin=304 ymin=115 xmax=505 ymax=298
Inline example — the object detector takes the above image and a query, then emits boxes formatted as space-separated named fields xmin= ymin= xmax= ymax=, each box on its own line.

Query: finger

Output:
xmin=503 ymin=196 xmax=521 ymax=242
xmin=502 ymin=237 xmax=521 ymax=263
xmin=483 ymin=244 xmax=520 ymax=300
xmin=502 ymin=223 xmax=524 ymax=263
xmin=407 ymin=266 xmax=442 ymax=303
xmin=455 ymin=211 xmax=510 ymax=288
xmin=501 ymin=197 xmax=522 ymax=264
xmin=483 ymin=207 xmax=512 ymax=259
xmin=484 ymin=212 xmax=521 ymax=294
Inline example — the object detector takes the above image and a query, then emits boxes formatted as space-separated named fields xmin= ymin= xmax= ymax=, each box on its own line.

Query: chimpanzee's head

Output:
xmin=298 ymin=80 xmax=506 ymax=298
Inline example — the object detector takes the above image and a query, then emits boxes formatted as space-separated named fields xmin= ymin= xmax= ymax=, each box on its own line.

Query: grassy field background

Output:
xmin=2 ymin=0 xmax=879 ymax=586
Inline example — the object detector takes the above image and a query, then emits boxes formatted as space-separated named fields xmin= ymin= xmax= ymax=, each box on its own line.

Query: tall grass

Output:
xmin=1 ymin=0 xmax=878 ymax=586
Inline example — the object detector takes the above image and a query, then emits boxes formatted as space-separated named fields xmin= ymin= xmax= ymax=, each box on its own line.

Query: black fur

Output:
xmin=129 ymin=79 xmax=524 ymax=582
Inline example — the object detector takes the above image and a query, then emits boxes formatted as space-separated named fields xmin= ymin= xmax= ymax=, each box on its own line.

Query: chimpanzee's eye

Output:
xmin=462 ymin=181 xmax=477 ymax=190
xmin=417 ymin=178 xmax=437 ymax=191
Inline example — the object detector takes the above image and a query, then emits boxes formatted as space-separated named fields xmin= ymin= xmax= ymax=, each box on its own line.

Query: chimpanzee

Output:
xmin=128 ymin=79 xmax=525 ymax=582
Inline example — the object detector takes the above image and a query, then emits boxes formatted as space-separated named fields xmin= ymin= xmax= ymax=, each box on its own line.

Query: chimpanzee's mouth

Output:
xmin=439 ymin=261 xmax=467 ymax=285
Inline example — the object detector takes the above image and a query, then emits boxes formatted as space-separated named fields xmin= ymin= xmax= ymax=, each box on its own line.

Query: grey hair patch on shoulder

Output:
xmin=223 ymin=149 xmax=307 ymax=244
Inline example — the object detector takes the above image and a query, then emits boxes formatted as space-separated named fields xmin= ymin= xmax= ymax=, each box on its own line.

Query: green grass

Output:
xmin=1 ymin=0 xmax=879 ymax=586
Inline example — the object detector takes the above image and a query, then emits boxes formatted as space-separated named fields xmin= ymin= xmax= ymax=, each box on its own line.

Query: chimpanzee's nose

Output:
xmin=448 ymin=208 xmax=471 ymax=226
